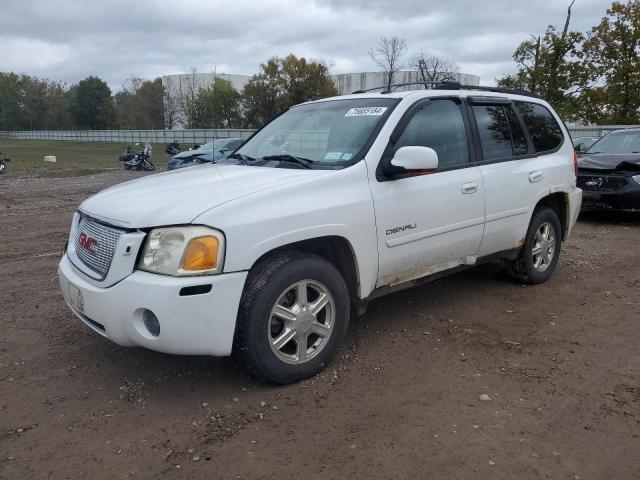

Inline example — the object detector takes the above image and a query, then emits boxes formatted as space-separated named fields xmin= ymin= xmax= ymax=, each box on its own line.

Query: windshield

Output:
xmin=587 ymin=131 xmax=640 ymax=154
xmin=233 ymin=98 xmax=398 ymax=166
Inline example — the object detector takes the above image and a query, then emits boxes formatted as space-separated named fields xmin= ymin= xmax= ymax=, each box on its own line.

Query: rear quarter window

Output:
xmin=515 ymin=101 xmax=564 ymax=152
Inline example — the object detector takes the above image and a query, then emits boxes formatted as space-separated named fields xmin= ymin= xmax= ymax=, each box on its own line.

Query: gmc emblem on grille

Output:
xmin=79 ymin=233 xmax=98 ymax=254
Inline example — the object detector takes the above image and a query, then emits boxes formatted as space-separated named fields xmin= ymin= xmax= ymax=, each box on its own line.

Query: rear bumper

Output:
xmin=566 ymin=187 xmax=582 ymax=238
xmin=58 ymin=253 xmax=247 ymax=356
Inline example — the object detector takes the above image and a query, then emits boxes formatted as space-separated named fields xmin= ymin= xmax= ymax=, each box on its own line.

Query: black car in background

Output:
xmin=577 ymin=128 xmax=640 ymax=212
xmin=572 ymin=136 xmax=600 ymax=153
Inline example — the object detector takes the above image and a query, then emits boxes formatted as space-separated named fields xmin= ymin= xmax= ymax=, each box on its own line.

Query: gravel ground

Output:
xmin=1 ymin=170 xmax=639 ymax=480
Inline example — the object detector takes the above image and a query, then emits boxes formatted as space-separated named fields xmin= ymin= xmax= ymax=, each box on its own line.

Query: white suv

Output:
xmin=59 ymin=87 xmax=582 ymax=383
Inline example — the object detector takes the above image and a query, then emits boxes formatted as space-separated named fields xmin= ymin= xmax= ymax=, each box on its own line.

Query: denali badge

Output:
xmin=386 ymin=223 xmax=417 ymax=235
xmin=79 ymin=232 xmax=98 ymax=254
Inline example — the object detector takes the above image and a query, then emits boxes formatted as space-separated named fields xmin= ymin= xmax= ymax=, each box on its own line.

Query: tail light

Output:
xmin=573 ymin=150 xmax=578 ymax=177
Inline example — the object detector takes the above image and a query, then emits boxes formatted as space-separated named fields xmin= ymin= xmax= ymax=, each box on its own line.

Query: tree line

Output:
xmin=0 ymin=0 xmax=637 ymax=131
xmin=0 ymin=54 xmax=337 ymax=132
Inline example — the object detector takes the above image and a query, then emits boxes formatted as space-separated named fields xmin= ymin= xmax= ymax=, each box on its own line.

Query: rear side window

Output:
xmin=394 ymin=99 xmax=469 ymax=168
xmin=473 ymin=105 xmax=527 ymax=161
xmin=515 ymin=101 xmax=563 ymax=152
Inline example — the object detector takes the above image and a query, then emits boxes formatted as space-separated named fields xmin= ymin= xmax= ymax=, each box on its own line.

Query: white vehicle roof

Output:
xmin=303 ymin=88 xmax=551 ymax=107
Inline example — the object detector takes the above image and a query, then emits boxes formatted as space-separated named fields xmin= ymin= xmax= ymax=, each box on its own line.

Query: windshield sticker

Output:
xmin=341 ymin=152 xmax=353 ymax=160
xmin=325 ymin=152 xmax=342 ymax=160
xmin=345 ymin=107 xmax=388 ymax=117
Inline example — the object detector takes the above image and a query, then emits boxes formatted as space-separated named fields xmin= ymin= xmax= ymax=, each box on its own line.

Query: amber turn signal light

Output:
xmin=181 ymin=236 xmax=219 ymax=271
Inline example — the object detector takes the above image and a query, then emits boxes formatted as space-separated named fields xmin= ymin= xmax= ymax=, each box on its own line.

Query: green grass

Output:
xmin=0 ymin=139 xmax=169 ymax=173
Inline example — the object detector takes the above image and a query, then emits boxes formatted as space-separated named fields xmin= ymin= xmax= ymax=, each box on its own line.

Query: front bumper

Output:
xmin=58 ymin=253 xmax=247 ymax=356
xmin=581 ymin=189 xmax=640 ymax=212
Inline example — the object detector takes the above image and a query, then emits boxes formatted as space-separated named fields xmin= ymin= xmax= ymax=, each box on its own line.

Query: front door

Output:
xmin=369 ymin=98 xmax=486 ymax=287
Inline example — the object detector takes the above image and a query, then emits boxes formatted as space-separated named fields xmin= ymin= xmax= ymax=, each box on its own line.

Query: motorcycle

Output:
xmin=123 ymin=143 xmax=155 ymax=171
xmin=118 ymin=145 xmax=137 ymax=163
xmin=165 ymin=140 xmax=181 ymax=156
xmin=0 ymin=152 xmax=10 ymax=174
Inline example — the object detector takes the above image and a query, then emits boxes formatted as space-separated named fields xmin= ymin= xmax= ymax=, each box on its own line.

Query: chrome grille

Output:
xmin=74 ymin=214 xmax=125 ymax=279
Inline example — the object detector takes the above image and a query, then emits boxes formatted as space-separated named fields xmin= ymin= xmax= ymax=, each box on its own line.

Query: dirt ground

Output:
xmin=1 ymin=170 xmax=639 ymax=480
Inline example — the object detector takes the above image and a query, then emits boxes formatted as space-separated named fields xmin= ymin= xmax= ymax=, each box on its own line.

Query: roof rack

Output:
xmin=351 ymin=81 xmax=540 ymax=99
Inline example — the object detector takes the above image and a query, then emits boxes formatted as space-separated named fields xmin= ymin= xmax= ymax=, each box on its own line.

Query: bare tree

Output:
xmin=410 ymin=51 xmax=460 ymax=87
xmin=368 ymin=36 xmax=408 ymax=90
xmin=178 ymin=68 xmax=202 ymax=129
xmin=162 ymin=76 xmax=179 ymax=129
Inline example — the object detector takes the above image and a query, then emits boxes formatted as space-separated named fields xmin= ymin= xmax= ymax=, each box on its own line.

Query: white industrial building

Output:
xmin=162 ymin=70 xmax=480 ymax=128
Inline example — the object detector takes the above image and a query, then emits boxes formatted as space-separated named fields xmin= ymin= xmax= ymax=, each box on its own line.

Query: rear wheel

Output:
xmin=233 ymin=251 xmax=350 ymax=384
xmin=510 ymin=207 xmax=562 ymax=284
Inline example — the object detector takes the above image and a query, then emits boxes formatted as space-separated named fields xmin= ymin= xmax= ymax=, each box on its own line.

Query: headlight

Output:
xmin=633 ymin=174 xmax=640 ymax=185
xmin=138 ymin=226 xmax=225 ymax=276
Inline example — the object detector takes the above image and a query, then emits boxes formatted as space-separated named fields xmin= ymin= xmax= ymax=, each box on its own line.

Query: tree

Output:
xmin=497 ymin=1 xmax=587 ymax=119
xmin=162 ymin=76 xmax=180 ymax=129
xmin=196 ymin=77 xmax=242 ymax=128
xmin=114 ymin=77 xmax=164 ymax=129
xmin=410 ymin=51 xmax=460 ymax=86
xmin=368 ymin=36 xmax=408 ymax=90
xmin=279 ymin=54 xmax=338 ymax=105
xmin=179 ymin=68 xmax=203 ymax=129
xmin=242 ymin=54 xmax=337 ymax=128
xmin=580 ymin=1 xmax=640 ymax=124
xmin=0 ymin=73 xmax=23 ymax=130
xmin=68 ymin=76 xmax=116 ymax=129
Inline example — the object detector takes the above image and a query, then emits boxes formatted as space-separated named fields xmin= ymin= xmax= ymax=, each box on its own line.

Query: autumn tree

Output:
xmin=497 ymin=1 xmax=587 ymax=119
xmin=242 ymin=54 xmax=337 ymax=128
xmin=368 ymin=36 xmax=408 ymax=90
xmin=580 ymin=1 xmax=640 ymax=124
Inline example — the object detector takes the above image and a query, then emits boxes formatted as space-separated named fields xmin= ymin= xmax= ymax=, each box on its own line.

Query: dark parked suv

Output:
xmin=577 ymin=128 xmax=640 ymax=212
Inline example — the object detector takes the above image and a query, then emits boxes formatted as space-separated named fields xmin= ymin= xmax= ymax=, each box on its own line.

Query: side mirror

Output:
xmin=574 ymin=143 xmax=587 ymax=154
xmin=390 ymin=146 xmax=439 ymax=175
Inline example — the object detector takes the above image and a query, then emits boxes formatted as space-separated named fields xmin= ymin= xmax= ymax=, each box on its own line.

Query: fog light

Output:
xmin=142 ymin=309 xmax=160 ymax=337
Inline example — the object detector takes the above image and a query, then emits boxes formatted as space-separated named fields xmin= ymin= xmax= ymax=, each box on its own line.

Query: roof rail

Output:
xmin=351 ymin=81 xmax=458 ymax=94
xmin=351 ymin=81 xmax=541 ymax=99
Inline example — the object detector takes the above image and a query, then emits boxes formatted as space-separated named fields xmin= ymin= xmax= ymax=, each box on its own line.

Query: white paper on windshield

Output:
xmin=344 ymin=107 xmax=388 ymax=117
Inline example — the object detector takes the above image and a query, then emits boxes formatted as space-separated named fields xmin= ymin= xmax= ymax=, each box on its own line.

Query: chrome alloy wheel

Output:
xmin=532 ymin=221 xmax=556 ymax=273
xmin=268 ymin=280 xmax=335 ymax=365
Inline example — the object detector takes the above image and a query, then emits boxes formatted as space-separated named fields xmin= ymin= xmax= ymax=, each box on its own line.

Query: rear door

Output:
xmin=468 ymin=97 xmax=550 ymax=256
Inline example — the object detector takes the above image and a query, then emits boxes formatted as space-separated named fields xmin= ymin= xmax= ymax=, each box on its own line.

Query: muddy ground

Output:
xmin=1 ymin=170 xmax=639 ymax=480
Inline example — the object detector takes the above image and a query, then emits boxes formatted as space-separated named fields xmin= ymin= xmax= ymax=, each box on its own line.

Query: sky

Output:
xmin=0 ymin=0 xmax=615 ymax=91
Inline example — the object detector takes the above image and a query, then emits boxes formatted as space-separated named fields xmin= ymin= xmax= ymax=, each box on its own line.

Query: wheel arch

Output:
xmin=532 ymin=191 xmax=569 ymax=240
xmin=246 ymin=235 xmax=362 ymax=302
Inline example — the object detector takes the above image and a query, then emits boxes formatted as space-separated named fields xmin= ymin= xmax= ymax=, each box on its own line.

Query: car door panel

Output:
xmin=373 ymin=167 xmax=485 ymax=286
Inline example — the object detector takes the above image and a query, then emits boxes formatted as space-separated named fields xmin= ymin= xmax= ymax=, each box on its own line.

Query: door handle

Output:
xmin=461 ymin=182 xmax=478 ymax=194
xmin=529 ymin=170 xmax=543 ymax=183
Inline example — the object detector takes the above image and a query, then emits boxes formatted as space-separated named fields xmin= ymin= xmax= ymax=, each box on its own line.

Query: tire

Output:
xmin=233 ymin=251 xmax=350 ymax=384
xmin=510 ymin=207 xmax=562 ymax=284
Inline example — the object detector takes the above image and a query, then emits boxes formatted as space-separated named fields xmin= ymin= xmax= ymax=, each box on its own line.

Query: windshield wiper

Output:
xmin=227 ymin=152 xmax=258 ymax=164
xmin=261 ymin=154 xmax=314 ymax=169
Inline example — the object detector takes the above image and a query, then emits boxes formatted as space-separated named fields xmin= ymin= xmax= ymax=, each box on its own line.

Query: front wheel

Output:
xmin=233 ymin=251 xmax=350 ymax=384
xmin=509 ymin=207 xmax=562 ymax=284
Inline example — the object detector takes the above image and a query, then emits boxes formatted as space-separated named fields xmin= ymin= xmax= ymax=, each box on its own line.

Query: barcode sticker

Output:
xmin=344 ymin=107 xmax=388 ymax=117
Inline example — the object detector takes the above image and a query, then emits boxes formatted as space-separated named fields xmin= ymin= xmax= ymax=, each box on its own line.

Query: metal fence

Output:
xmin=566 ymin=125 xmax=639 ymax=138
xmin=0 ymin=125 xmax=638 ymax=144
xmin=0 ymin=129 xmax=256 ymax=144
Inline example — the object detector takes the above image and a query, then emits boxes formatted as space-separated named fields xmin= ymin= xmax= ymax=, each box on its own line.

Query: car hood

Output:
xmin=172 ymin=148 xmax=211 ymax=160
xmin=578 ymin=153 xmax=640 ymax=172
xmin=79 ymin=164 xmax=327 ymax=228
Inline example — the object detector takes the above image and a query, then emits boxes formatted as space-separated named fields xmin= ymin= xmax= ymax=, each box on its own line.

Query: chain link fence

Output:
xmin=0 ymin=126 xmax=638 ymax=144
xmin=0 ymin=129 xmax=256 ymax=144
